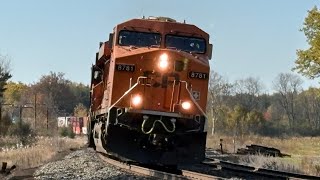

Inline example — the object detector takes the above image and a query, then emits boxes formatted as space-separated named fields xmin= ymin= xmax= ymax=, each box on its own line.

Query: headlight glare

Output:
xmin=158 ymin=53 xmax=169 ymax=69
xmin=132 ymin=95 xmax=142 ymax=106
xmin=181 ymin=101 xmax=191 ymax=110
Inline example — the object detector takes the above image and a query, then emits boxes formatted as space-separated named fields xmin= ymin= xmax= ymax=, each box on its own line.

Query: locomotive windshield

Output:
xmin=118 ymin=30 xmax=161 ymax=47
xmin=165 ymin=35 xmax=206 ymax=53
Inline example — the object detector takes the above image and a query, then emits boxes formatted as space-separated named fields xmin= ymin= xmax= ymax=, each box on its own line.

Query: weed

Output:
xmin=0 ymin=136 xmax=86 ymax=169
xmin=59 ymin=127 xmax=75 ymax=139
xmin=207 ymin=135 xmax=320 ymax=176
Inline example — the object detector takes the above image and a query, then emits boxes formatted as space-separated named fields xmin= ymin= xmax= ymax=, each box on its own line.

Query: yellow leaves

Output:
xmin=3 ymin=81 xmax=27 ymax=104
xmin=295 ymin=6 xmax=320 ymax=79
xmin=301 ymin=87 xmax=320 ymax=99
xmin=73 ymin=103 xmax=88 ymax=117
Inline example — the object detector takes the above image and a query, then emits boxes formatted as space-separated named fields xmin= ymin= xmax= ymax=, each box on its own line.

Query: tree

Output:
xmin=273 ymin=73 xmax=303 ymax=130
xmin=207 ymin=72 xmax=232 ymax=134
xmin=294 ymin=6 xmax=320 ymax=79
xmin=32 ymin=72 xmax=76 ymax=114
xmin=233 ymin=77 xmax=263 ymax=111
xmin=297 ymin=87 xmax=320 ymax=133
xmin=0 ymin=54 xmax=12 ymax=135
xmin=0 ymin=54 xmax=12 ymax=99
xmin=226 ymin=105 xmax=265 ymax=136
xmin=69 ymin=82 xmax=90 ymax=109
xmin=226 ymin=105 xmax=247 ymax=136
xmin=3 ymin=81 xmax=27 ymax=104
xmin=246 ymin=110 xmax=265 ymax=134
xmin=2 ymin=82 xmax=27 ymax=131
xmin=74 ymin=103 xmax=88 ymax=117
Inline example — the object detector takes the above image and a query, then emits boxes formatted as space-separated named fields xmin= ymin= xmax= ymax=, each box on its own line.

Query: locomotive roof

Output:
xmin=115 ymin=17 xmax=209 ymax=39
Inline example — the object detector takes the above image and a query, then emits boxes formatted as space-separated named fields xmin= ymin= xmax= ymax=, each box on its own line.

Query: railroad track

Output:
xmin=97 ymin=153 xmax=222 ymax=179
xmin=203 ymin=157 xmax=320 ymax=180
xmin=98 ymin=152 xmax=320 ymax=179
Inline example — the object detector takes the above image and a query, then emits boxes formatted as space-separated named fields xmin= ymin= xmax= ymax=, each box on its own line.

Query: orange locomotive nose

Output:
xmin=110 ymin=48 xmax=208 ymax=116
xmin=89 ymin=16 xmax=211 ymax=166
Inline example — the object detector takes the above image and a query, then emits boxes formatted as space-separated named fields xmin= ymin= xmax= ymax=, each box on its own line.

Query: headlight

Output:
xmin=158 ymin=53 xmax=169 ymax=70
xmin=181 ymin=101 xmax=191 ymax=110
xmin=132 ymin=95 xmax=142 ymax=106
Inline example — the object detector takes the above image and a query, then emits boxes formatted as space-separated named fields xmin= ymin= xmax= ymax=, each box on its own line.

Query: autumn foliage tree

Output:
xmin=73 ymin=103 xmax=88 ymax=117
xmin=207 ymin=72 xmax=232 ymax=135
xmin=32 ymin=72 xmax=76 ymax=114
xmin=295 ymin=6 xmax=320 ymax=79
xmin=4 ymin=82 xmax=27 ymax=104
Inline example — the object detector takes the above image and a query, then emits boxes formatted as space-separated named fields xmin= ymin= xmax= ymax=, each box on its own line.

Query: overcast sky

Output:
xmin=0 ymin=0 xmax=319 ymax=91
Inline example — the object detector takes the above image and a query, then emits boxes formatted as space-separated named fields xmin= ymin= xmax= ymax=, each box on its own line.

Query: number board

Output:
xmin=116 ymin=64 xmax=135 ymax=72
xmin=188 ymin=71 xmax=208 ymax=79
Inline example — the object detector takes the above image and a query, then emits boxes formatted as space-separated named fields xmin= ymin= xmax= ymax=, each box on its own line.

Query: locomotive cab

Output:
xmin=89 ymin=17 xmax=212 ymax=165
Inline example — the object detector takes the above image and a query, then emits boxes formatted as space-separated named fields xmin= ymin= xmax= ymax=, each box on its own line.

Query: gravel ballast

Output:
xmin=33 ymin=148 xmax=152 ymax=179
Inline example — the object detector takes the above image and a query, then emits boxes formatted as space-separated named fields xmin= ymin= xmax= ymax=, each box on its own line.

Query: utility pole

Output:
xmin=0 ymin=97 xmax=3 ymax=126
xmin=18 ymin=105 xmax=33 ymax=137
xmin=34 ymin=94 xmax=37 ymax=130
xmin=0 ymin=103 xmax=2 ymax=126
xmin=46 ymin=107 xmax=49 ymax=131
xmin=19 ymin=105 xmax=23 ymax=136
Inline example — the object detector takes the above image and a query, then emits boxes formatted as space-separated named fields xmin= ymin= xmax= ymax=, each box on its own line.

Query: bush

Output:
xmin=60 ymin=127 xmax=68 ymax=137
xmin=68 ymin=130 xmax=75 ymax=139
xmin=0 ymin=113 xmax=13 ymax=135
xmin=59 ymin=127 xmax=75 ymax=139
xmin=7 ymin=121 xmax=36 ymax=145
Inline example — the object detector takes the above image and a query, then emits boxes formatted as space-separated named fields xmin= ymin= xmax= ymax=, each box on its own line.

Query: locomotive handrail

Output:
xmin=169 ymin=80 xmax=176 ymax=112
xmin=107 ymin=77 xmax=208 ymax=123
xmin=108 ymin=76 xmax=147 ymax=112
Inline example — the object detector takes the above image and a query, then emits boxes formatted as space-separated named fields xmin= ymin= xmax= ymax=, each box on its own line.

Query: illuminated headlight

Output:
xmin=158 ymin=53 xmax=169 ymax=69
xmin=181 ymin=101 xmax=191 ymax=110
xmin=132 ymin=95 xmax=142 ymax=106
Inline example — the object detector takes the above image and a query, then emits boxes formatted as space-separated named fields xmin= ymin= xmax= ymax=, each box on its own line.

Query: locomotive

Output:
xmin=88 ymin=16 xmax=212 ymax=165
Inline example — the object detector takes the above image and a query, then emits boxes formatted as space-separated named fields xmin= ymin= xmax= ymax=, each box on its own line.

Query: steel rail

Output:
xmin=205 ymin=157 xmax=320 ymax=180
xmin=98 ymin=153 xmax=186 ymax=179
xmin=181 ymin=170 xmax=223 ymax=180
xmin=98 ymin=153 xmax=221 ymax=179
xmin=97 ymin=151 xmax=320 ymax=179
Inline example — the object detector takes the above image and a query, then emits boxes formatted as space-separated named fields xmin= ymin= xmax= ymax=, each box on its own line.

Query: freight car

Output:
xmin=88 ymin=16 xmax=212 ymax=165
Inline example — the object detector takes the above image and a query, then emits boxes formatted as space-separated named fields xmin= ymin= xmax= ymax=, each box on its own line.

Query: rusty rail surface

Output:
xmin=181 ymin=170 xmax=224 ymax=180
xmin=205 ymin=157 xmax=320 ymax=180
xmin=98 ymin=153 xmax=221 ymax=179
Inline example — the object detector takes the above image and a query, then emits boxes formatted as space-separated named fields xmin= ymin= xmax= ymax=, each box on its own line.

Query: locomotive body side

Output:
xmin=88 ymin=17 xmax=212 ymax=165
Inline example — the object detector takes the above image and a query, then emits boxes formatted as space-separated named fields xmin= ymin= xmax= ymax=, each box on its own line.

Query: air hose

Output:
xmin=141 ymin=116 xmax=176 ymax=134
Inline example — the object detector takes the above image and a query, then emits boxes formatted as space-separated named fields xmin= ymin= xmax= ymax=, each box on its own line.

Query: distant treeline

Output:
xmin=0 ymin=72 xmax=89 ymax=136
xmin=207 ymin=72 xmax=320 ymax=137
